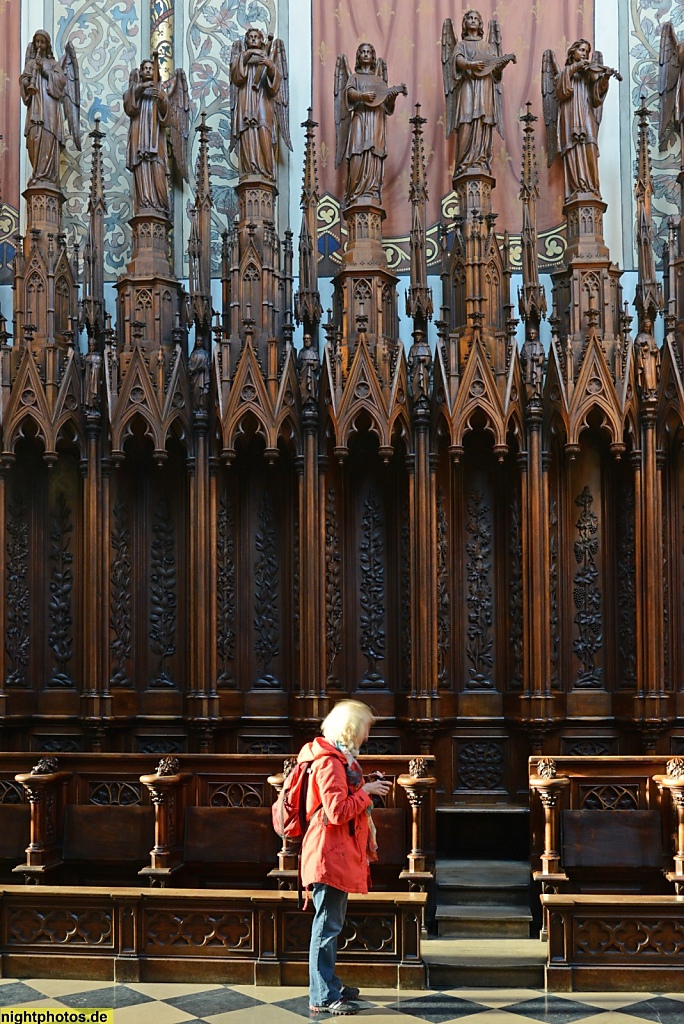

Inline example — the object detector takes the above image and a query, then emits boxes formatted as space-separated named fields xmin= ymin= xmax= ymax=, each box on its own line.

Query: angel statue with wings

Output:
xmin=20 ymin=30 xmax=81 ymax=186
xmin=542 ymin=40 xmax=620 ymax=201
xmin=229 ymin=28 xmax=291 ymax=180
xmin=334 ymin=42 xmax=407 ymax=208
xmin=659 ymin=21 xmax=684 ymax=157
xmin=441 ymin=11 xmax=516 ymax=179
xmin=124 ymin=54 xmax=189 ymax=217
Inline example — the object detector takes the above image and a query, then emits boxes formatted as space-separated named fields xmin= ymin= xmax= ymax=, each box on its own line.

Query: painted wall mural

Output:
xmin=0 ymin=0 xmax=21 ymax=285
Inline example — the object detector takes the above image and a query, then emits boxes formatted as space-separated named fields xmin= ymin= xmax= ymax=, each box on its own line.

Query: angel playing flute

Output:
xmin=20 ymin=30 xmax=81 ymax=187
xmin=124 ymin=54 xmax=189 ymax=217
xmin=229 ymin=28 xmax=291 ymax=180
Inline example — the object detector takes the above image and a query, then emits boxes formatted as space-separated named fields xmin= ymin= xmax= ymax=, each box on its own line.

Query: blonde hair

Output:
xmin=321 ymin=700 xmax=375 ymax=754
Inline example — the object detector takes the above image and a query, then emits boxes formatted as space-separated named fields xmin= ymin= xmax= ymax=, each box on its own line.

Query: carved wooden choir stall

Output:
xmin=3 ymin=12 xmax=684 ymax=850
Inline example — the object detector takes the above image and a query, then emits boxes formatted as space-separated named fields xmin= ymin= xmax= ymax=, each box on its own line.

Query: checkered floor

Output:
xmin=2 ymin=979 xmax=684 ymax=1023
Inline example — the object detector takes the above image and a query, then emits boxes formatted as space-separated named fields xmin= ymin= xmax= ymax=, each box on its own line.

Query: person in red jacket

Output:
xmin=298 ymin=699 xmax=390 ymax=1016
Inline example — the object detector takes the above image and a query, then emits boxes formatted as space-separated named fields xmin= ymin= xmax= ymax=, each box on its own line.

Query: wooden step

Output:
xmin=435 ymin=904 xmax=533 ymax=938
xmin=423 ymin=936 xmax=545 ymax=988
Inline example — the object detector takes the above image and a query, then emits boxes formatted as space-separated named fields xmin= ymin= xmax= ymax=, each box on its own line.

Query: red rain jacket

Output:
xmin=298 ymin=737 xmax=373 ymax=894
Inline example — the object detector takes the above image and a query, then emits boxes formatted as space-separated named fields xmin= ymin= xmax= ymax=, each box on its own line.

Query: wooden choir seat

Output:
xmin=182 ymin=806 xmax=281 ymax=888
xmin=559 ymin=808 xmax=665 ymax=893
xmin=61 ymin=804 xmax=155 ymax=886
xmin=0 ymin=804 xmax=30 ymax=882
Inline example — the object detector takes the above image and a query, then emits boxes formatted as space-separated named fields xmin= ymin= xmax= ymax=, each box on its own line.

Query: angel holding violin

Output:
xmin=542 ymin=39 xmax=621 ymax=202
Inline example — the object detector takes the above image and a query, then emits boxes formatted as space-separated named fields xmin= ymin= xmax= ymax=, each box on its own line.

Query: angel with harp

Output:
xmin=659 ymin=21 xmax=684 ymax=158
xmin=20 ymin=30 xmax=81 ymax=187
xmin=124 ymin=54 xmax=190 ymax=217
xmin=542 ymin=40 xmax=616 ymax=201
xmin=441 ymin=11 xmax=516 ymax=179
xmin=229 ymin=28 xmax=291 ymax=180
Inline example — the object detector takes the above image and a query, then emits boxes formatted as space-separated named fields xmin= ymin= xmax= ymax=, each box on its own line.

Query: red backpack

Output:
xmin=272 ymin=758 xmax=321 ymax=839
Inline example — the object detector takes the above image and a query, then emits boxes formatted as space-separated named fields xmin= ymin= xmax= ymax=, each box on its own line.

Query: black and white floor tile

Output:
xmin=2 ymin=979 xmax=684 ymax=1023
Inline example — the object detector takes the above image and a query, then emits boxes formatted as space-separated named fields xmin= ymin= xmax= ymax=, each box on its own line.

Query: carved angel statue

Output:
xmin=659 ymin=21 xmax=684 ymax=154
xmin=542 ymin=40 xmax=620 ymax=201
xmin=20 ymin=30 xmax=81 ymax=186
xmin=124 ymin=54 xmax=190 ymax=217
xmin=229 ymin=28 xmax=292 ymax=179
xmin=334 ymin=42 xmax=407 ymax=208
xmin=441 ymin=11 xmax=516 ymax=179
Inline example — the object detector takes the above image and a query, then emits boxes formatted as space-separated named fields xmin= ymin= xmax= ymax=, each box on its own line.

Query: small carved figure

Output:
xmin=124 ymin=55 xmax=189 ymax=216
xmin=20 ymin=30 xmax=81 ymax=186
xmin=229 ymin=28 xmax=292 ymax=179
xmin=542 ymin=40 xmax=619 ymax=200
xmin=84 ymin=334 xmax=102 ymax=409
xmin=441 ymin=12 xmax=516 ymax=178
xmin=635 ymin=319 xmax=660 ymax=400
xmin=297 ymin=333 xmax=320 ymax=404
xmin=521 ymin=326 xmax=545 ymax=398
xmin=334 ymin=42 xmax=407 ymax=207
xmin=188 ymin=338 xmax=210 ymax=411
xmin=408 ymin=331 xmax=432 ymax=403
xmin=659 ymin=21 xmax=684 ymax=153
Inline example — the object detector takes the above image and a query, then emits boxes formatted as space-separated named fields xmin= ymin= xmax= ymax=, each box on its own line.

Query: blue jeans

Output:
xmin=309 ymin=882 xmax=348 ymax=1006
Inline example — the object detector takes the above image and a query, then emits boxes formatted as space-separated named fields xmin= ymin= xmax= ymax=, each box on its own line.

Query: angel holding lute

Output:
xmin=542 ymin=39 xmax=619 ymax=201
xmin=441 ymin=10 xmax=516 ymax=179
xmin=20 ymin=30 xmax=81 ymax=187
xmin=124 ymin=53 xmax=189 ymax=217
xmin=229 ymin=28 xmax=291 ymax=180
xmin=334 ymin=42 xmax=407 ymax=208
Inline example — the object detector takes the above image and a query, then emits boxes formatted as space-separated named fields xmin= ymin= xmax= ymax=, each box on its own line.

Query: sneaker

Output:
xmin=340 ymin=987 xmax=360 ymax=1000
xmin=309 ymin=999 xmax=358 ymax=1016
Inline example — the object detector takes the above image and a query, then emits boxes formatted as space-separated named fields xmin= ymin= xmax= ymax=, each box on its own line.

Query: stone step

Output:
xmin=423 ymin=936 xmax=545 ymax=989
xmin=435 ymin=904 xmax=533 ymax=939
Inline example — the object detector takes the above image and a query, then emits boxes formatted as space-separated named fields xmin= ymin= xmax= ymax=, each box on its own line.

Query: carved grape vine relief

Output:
xmin=400 ymin=496 xmax=411 ymax=691
xmin=549 ymin=499 xmax=560 ymax=688
xmin=436 ymin=486 xmax=450 ymax=688
xmin=617 ymin=485 xmax=636 ymax=687
xmin=509 ymin=496 xmax=523 ymax=690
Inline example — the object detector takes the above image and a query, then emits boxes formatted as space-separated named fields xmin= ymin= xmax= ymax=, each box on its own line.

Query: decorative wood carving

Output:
xmin=465 ymin=491 xmax=494 ymax=689
xmin=253 ymin=490 xmax=280 ymax=688
xmin=216 ymin=490 xmax=236 ymax=689
xmin=359 ymin=491 xmax=386 ymax=689
xmin=324 ymin=486 xmax=342 ymax=689
xmin=149 ymin=494 xmax=177 ymax=689
xmin=573 ymin=485 xmax=603 ymax=688
xmin=5 ymin=495 xmax=30 ymax=688
xmin=109 ymin=495 xmax=132 ymax=688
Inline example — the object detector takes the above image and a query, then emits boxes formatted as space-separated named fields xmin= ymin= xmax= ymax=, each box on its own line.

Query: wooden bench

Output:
xmin=541 ymin=893 xmax=684 ymax=992
xmin=0 ymin=884 xmax=427 ymax=987
xmin=0 ymin=753 xmax=435 ymax=894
